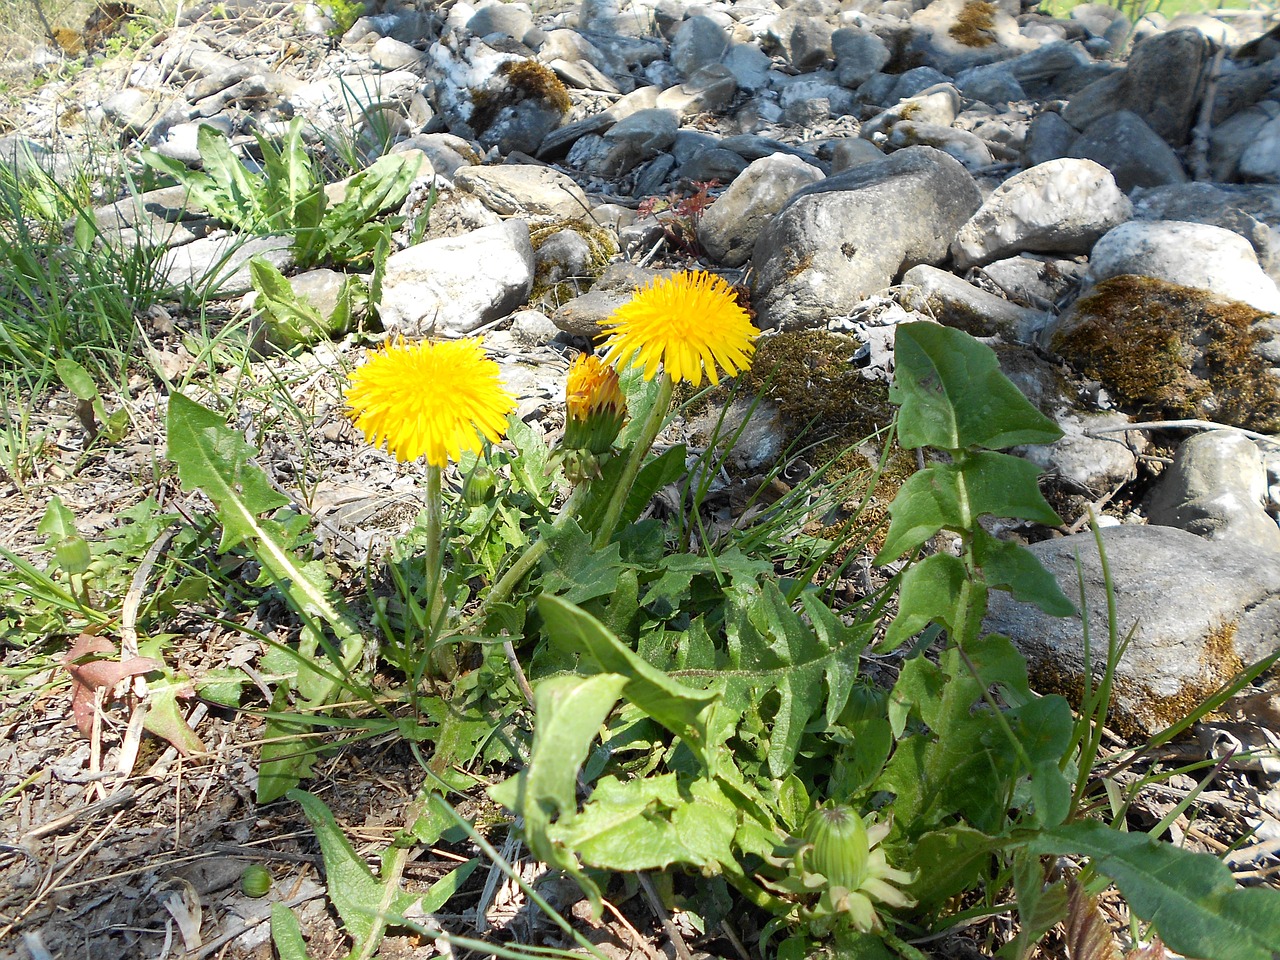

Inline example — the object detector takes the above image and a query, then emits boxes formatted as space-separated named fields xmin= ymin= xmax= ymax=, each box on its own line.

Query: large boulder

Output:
xmin=751 ymin=147 xmax=981 ymax=330
xmin=985 ymin=525 xmax=1280 ymax=734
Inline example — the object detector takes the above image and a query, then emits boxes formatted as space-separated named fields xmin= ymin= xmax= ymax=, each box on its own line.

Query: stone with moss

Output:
xmin=1052 ymin=275 xmax=1280 ymax=433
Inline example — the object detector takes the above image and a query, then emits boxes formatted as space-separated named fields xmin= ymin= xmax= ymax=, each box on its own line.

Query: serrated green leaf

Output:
xmin=891 ymin=322 xmax=1063 ymax=451
xmin=622 ymin=443 xmax=686 ymax=526
xmin=883 ymin=553 xmax=969 ymax=650
xmin=539 ymin=595 xmax=717 ymax=765
xmin=488 ymin=672 xmax=626 ymax=907
xmin=195 ymin=124 xmax=266 ymax=229
xmin=877 ymin=453 xmax=1062 ymax=563
xmin=289 ymin=788 xmax=419 ymax=953
xmin=1027 ymin=820 xmax=1280 ymax=960
xmin=911 ymin=824 xmax=998 ymax=907
xmin=973 ymin=529 xmax=1076 ymax=617
xmin=539 ymin=520 xmax=623 ymax=604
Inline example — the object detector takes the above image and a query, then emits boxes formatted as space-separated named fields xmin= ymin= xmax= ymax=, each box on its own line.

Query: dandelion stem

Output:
xmin=482 ymin=482 xmax=589 ymax=615
xmin=424 ymin=464 xmax=452 ymax=676
xmin=593 ymin=371 xmax=674 ymax=549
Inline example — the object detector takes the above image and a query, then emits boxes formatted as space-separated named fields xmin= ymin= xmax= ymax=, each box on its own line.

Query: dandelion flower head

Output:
xmin=566 ymin=353 xmax=624 ymax=422
xmin=345 ymin=337 xmax=515 ymax=468
xmin=602 ymin=271 xmax=759 ymax=387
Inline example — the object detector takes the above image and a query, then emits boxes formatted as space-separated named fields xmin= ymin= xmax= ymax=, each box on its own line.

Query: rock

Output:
xmin=158 ymin=234 xmax=295 ymax=296
xmin=671 ymin=15 xmax=730 ymax=77
xmin=1240 ymin=112 xmax=1280 ymax=183
xmin=1051 ymin=275 xmax=1280 ymax=433
xmin=534 ymin=228 xmax=595 ymax=288
xmin=831 ymin=137 xmax=884 ymax=171
xmin=721 ymin=42 xmax=773 ymax=92
xmin=985 ymin=525 xmax=1280 ymax=734
xmin=454 ymin=164 xmax=591 ymax=219
xmin=1146 ymin=431 xmax=1280 ymax=551
xmin=466 ymin=3 xmax=533 ymax=42
xmin=978 ymin=254 xmax=1087 ymax=309
xmin=697 ymin=152 xmax=826 ymax=268
xmin=1022 ymin=110 xmax=1078 ymax=167
xmin=391 ymin=133 xmax=481 ymax=179
xmin=885 ymin=122 xmax=994 ymax=171
xmin=899 ymin=264 xmax=1050 ymax=341
xmin=551 ymin=263 xmax=672 ymax=337
xmin=100 ymin=89 xmax=163 ymax=136
xmin=379 ymin=220 xmax=534 ymax=338
xmin=1007 ymin=39 xmax=1093 ymax=98
xmin=508 ymin=308 xmax=562 ymax=346
xmin=1062 ymin=28 xmax=1212 ymax=146
xmin=751 ymin=147 xmax=982 ymax=330
xmin=954 ymin=62 xmax=1026 ymax=104
xmin=831 ymin=27 xmax=890 ymax=89
xmin=1131 ymin=183 xmax=1279 ymax=285
xmin=574 ymin=106 xmax=680 ymax=177
xmin=1068 ymin=110 xmax=1188 ymax=192
xmin=903 ymin=0 xmax=1038 ymax=76
xmin=91 ymin=185 xmax=214 ymax=250
xmin=1210 ymin=101 xmax=1280 ymax=182
xmin=861 ymin=85 xmax=961 ymax=142
xmin=654 ymin=64 xmax=738 ymax=118
xmin=787 ymin=16 xmax=835 ymax=71
xmin=951 ymin=159 xmax=1132 ymax=270
xmin=678 ymin=147 xmax=748 ymax=182
xmin=1088 ymin=220 xmax=1280 ymax=314
xmin=370 ymin=37 xmax=428 ymax=72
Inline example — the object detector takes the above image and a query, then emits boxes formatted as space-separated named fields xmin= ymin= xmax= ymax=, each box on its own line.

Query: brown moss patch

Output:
xmin=949 ymin=1 xmax=997 ymax=48
xmin=471 ymin=58 xmax=571 ymax=135
xmin=1053 ymin=275 xmax=1280 ymax=432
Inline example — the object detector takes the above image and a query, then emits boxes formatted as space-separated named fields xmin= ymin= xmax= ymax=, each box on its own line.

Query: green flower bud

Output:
xmin=463 ymin=465 xmax=497 ymax=506
xmin=240 ymin=864 xmax=272 ymax=897
xmin=803 ymin=803 xmax=870 ymax=890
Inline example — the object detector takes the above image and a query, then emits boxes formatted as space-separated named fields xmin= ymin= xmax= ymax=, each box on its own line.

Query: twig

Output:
xmin=1189 ymin=43 xmax=1226 ymax=181
xmin=23 ymin=788 xmax=136 ymax=842
xmin=1085 ymin=418 xmax=1280 ymax=448
xmin=120 ymin=524 xmax=180 ymax=698
xmin=637 ymin=872 xmax=694 ymax=960
xmin=503 ymin=640 xmax=536 ymax=711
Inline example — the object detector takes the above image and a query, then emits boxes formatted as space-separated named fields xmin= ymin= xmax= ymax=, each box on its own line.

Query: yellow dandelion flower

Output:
xmin=566 ymin=353 xmax=624 ymax=421
xmin=563 ymin=353 xmax=626 ymax=457
xmin=602 ymin=271 xmax=759 ymax=387
xmin=345 ymin=337 xmax=515 ymax=468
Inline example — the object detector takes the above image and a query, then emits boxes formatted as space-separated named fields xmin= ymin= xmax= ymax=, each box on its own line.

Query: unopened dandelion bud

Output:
xmin=562 ymin=353 xmax=626 ymax=455
xmin=804 ymin=803 xmax=871 ymax=890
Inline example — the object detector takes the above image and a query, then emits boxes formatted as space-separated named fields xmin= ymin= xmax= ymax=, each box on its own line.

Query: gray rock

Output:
xmin=551 ymin=263 xmax=672 ymax=336
xmin=1063 ymin=28 xmax=1211 ymax=146
xmin=954 ymin=63 xmax=1026 ymax=104
xmin=1088 ymin=220 xmax=1280 ymax=314
xmin=888 ymin=68 xmax=955 ymax=103
xmin=509 ymin=308 xmax=562 ymax=346
xmin=885 ymin=122 xmax=994 ymax=171
xmin=466 ymin=3 xmax=534 ymax=42
xmin=1068 ymin=110 xmax=1188 ymax=192
xmin=903 ymin=0 xmax=1038 ymax=76
xmin=158 ymin=234 xmax=295 ymax=296
xmin=1022 ymin=110 xmax=1078 ymax=167
xmin=952 ymin=158 xmax=1132 ymax=270
xmin=654 ymin=64 xmax=737 ymax=117
xmin=679 ymin=147 xmax=749 ymax=182
xmin=788 ymin=16 xmax=835 ymax=71
xmin=547 ymin=56 xmax=620 ymax=94
xmin=454 ymin=164 xmax=591 ymax=220
xmin=379 ymin=220 xmax=534 ymax=338
xmin=574 ymin=107 xmax=680 ymax=177
xmin=978 ymin=255 xmax=1088 ymax=309
xmin=899 ymin=264 xmax=1050 ymax=341
xmin=671 ymin=15 xmax=730 ymax=77
xmin=985 ymin=525 xmax=1280 ymax=734
xmin=830 ymin=137 xmax=884 ymax=172
xmin=1131 ymin=182 xmax=1280 ymax=286
xmin=721 ymin=42 xmax=773 ymax=93
xmin=1007 ymin=39 xmax=1092 ymax=98
xmin=101 ymin=89 xmax=162 ymax=136
xmin=1240 ymin=112 xmax=1280 ymax=183
xmin=1209 ymin=101 xmax=1280 ymax=183
xmin=535 ymin=229 xmax=594 ymax=287
xmin=370 ymin=37 xmax=428 ymax=72
xmin=1022 ymin=410 xmax=1144 ymax=496
xmin=861 ymin=85 xmax=961 ymax=142
xmin=751 ymin=147 xmax=982 ymax=330
xmin=92 ymin=185 xmax=214 ymax=250
xmin=697 ymin=152 xmax=826 ymax=267
xmin=1146 ymin=431 xmax=1280 ymax=551
xmin=831 ymin=28 xmax=890 ymax=90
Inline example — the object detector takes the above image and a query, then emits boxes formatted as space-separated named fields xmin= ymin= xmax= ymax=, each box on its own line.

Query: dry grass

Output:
xmin=0 ymin=0 xmax=169 ymax=61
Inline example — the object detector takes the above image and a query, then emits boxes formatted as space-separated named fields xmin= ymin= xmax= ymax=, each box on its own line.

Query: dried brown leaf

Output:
xmin=61 ymin=632 xmax=161 ymax=736
xmin=1066 ymin=879 xmax=1123 ymax=960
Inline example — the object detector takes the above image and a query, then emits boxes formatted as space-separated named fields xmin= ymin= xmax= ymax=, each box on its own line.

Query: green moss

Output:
xmin=1053 ymin=275 xmax=1280 ymax=432
xmin=527 ymin=218 xmax=618 ymax=309
xmin=949 ymin=1 xmax=998 ymax=48
xmin=471 ymin=58 xmax=571 ymax=136
xmin=682 ymin=330 xmax=913 ymax=554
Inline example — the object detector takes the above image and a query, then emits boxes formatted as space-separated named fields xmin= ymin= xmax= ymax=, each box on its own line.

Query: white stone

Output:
xmin=379 ymin=220 xmax=534 ymax=338
xmin=1088 ymin=220 xmax=1280 ymax=314
xmin=952 ymin=159 xmax=1133 ymax=270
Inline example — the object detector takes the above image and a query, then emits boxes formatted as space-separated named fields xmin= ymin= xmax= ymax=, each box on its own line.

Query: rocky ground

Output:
xmin=3 ymin=0 xmax=1280 ymax=956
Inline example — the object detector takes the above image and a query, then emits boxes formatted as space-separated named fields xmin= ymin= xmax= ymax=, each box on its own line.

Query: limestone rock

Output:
xmin=1146 ymin=431 xmax=1280 ymax=551
xmin=952 ymin=158 xmax=1132 ymax=270
xmin=752 ymin=147 xmax=982 ymax=330
xmin=454 ymin=164 xmax=591 ymax=220
xmin=379 ymin=220 xmax=534 ymax=338
xmin=697 ymin=153 xmax=826 ymax=268
xmin=985 ymin=525 xmax=1280 ymax=734
xmin=1068 ymin=110 xmax=1188 ymax=192
xmin=899 ymin=264 xmax=1050 ymax=341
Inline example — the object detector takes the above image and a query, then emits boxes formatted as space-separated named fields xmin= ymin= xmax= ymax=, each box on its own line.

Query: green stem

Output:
xmin=481 ymin=482 xmax=589 ymax=616
xmin=424 ymin=464 xmax=453 ymax=677
xmin=593 ymin=372 xmax=674 ymax=549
